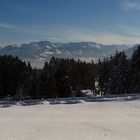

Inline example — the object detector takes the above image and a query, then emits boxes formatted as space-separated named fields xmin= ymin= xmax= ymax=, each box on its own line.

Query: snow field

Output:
xmin=0 ymin=100 xmax=140 ymax=140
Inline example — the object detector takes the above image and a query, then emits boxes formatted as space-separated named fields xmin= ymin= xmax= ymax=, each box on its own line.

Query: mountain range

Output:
xmin=0 ymin=41 xmax=137 ymax=68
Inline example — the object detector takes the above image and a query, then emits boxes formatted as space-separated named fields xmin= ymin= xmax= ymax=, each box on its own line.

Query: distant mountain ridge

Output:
xmin=0 ymin=41 xmax=135 ymax=68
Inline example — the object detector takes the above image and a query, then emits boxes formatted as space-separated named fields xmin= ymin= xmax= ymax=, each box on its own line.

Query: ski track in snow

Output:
xmin=0 ymin=100 xmax=140 ymax=140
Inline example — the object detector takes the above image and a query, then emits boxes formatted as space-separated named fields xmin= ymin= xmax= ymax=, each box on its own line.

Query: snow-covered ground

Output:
xmin=0 ymin=95 xmax=140 ymax=140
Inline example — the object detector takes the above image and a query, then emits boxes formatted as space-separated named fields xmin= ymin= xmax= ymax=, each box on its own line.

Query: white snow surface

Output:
xmin=0 ymin=95 xmax=140 ymax=140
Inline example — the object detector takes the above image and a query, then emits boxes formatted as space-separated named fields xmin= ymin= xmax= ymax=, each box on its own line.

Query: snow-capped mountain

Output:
xmin=0 ymin=41 xmax=133 ymax=68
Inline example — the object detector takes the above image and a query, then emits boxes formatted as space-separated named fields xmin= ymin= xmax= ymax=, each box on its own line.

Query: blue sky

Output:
xmin=0 ymin=0 xmax=140 ymax=46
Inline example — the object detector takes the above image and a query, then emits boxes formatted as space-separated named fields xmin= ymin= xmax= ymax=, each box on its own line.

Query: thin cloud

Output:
xmin=119 ymin=25 xmax=140 ymax=37
xmin=1 ymin=22 xmax=140 ymax=46
xmin=48 ymin=25 xmax=140 ymax=44
xmin=65 ymin=31 xmax=140 ymax=44
xmin=0 ymin=23 xmax=14 ymax=29
xmin=0 ymin=22 xmax=49 ymax=36
xmin=122 ymin=0 xmax=140 ymax=12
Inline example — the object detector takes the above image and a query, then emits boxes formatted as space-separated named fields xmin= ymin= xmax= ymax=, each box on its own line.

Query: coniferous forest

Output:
xmin=0 ymin=46 xmax=140 ymax=100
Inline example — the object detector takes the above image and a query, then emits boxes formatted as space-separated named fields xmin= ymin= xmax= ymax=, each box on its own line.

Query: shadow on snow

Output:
xmin=0 ymin=94 xmax=140 ymax=108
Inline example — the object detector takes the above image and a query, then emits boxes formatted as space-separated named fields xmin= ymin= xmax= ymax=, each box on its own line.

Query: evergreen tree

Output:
xmin=129 ymin=45 xmax=140 ymax=93
xmin=108 ymin=52 xmax=128 ymax=95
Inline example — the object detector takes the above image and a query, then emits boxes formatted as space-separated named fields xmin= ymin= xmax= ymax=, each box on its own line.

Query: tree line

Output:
xmin=0 ymin=46 xmax=140 ymax=100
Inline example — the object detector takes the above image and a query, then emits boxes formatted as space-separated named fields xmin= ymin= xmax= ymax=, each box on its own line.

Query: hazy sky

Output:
xmin=0 ymin=0 xmax=140 ymax=46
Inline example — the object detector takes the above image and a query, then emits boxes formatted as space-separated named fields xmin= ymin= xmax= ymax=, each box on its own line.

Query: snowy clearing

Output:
xmin=0 ymin=95 xmax=140 ymax=140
